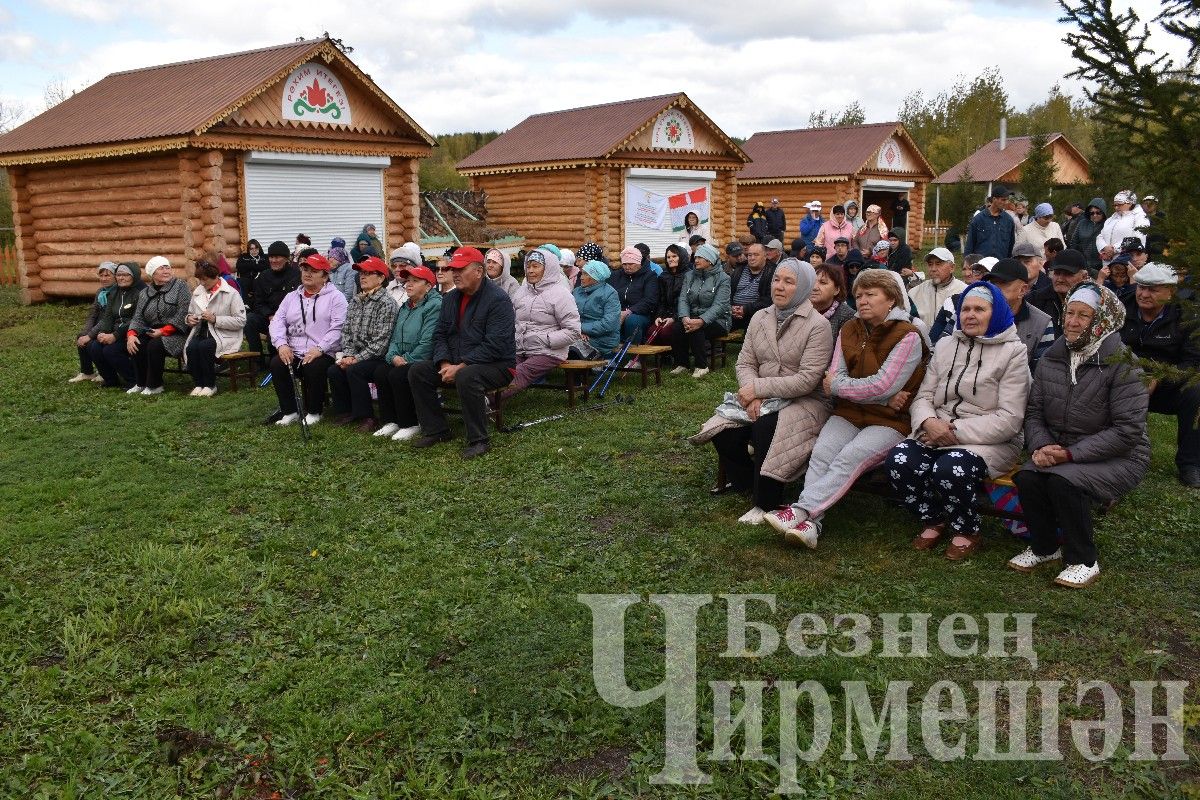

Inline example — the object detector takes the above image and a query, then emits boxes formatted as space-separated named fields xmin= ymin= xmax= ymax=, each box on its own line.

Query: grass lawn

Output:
xmin=1 ymin=286 xmax=1197 ymax=798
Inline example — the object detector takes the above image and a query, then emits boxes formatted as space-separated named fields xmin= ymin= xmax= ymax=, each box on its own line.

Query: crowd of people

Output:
xmin=67 ymin=192 xmax=1196 ymax=586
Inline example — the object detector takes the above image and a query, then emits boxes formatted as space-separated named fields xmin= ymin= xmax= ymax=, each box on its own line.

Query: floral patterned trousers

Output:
xmin=884 ymin=439 xmax=988 ymax=535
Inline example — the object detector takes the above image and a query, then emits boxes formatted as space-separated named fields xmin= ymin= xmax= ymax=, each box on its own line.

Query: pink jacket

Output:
xmin=815 ymin=218 xmax=856 ymax=250
xmin=513 ymin=250 xmax=581 ymax=360
xmin=269 ymin=281 xmax=347 ymax=355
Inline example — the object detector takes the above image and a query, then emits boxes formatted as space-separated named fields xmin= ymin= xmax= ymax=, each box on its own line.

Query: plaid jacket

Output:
xmin=339 ymin=288 xmax=399 ymax=360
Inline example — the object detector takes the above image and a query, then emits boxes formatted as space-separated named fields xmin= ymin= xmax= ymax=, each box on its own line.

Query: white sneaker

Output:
xmin=765 ymin=505 xmax=807 ymax=534
xmin=784 ymin=519 xmax=822 ymax=550
xmin=391 ymin=425 xmax=421 ymax=441
xmin=68 ymin=372 xmax=92 ymax=383
xmin=1054 ymin=562 xmax=1100 ymax=588
xmin=126 ymin=385 xmax=145 ymax=394
xmin=670 ymin=366 xmax=688 ymax=375
xmin=91 ymin=373 xmax=104 ymax=383
xmin=1007 ymin=547 xmax=1062 ymax=574
xmin=189 ymin=387 xmax=203 ymax=397
xmin=737 ymin=507 xmax=766 ymax=525
xmin=141 ymin=387 xmax=163 ymax=395
xmin=203 ymin=386 xmax=216 ymax=397
xmin=276 ymin=413 xmax=300 ymax=426
xmin=303 ymin=413 xmax=322 ymax=425
xmin=692 ymin=367 xmax=710 ymax=378
xmin=374 ymin=423 xmax=400 ymax=438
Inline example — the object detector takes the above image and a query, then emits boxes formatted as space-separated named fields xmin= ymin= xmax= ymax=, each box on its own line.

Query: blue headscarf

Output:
xmin=954 ymin=280 xmax=1014 ymax=338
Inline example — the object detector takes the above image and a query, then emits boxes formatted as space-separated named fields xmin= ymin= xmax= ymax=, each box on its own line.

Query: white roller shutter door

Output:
xmin=623 ymin=168 xmax=715 ymax=256
xmin=244 ymin=152 xmax=387 ymax=252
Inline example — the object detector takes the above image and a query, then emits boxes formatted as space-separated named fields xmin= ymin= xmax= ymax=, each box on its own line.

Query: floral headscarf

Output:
xmin=577 ymin=242 xmax=602 ymax=263
xmin=1063 ymin=280 xmax=1125 ymax=385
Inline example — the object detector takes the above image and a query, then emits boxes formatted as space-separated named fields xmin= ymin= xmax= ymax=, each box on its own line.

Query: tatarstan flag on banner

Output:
xmin=669 ymin=187 xmax=710 ymax=232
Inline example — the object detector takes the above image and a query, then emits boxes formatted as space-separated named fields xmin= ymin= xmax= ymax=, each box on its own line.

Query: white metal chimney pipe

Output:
xmin=1000 ymin=117 xmax=1007 ymax=150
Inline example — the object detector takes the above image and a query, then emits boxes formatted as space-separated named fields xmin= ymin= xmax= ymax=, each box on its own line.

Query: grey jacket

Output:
xmin=1022 ymin=333 xmax=1150 ymax=503
xmin=129 ymin=278 xmax=191 ymax=357
xmin=339 ymin=288 xmax=400 ymax=361
xmin=677 ymin=267 xmax=732 ymax=332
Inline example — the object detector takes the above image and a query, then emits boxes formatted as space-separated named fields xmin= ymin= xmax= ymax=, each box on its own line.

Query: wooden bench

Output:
xmin=442 ymin=359 xmax=610 ymax=431
xmin=712 ymin=329 xmax=744 ymax=369
xmin=166 ymin=350 xmax=261 ymax=392
xmin=614 ymin=344 xmax=672 ymax=388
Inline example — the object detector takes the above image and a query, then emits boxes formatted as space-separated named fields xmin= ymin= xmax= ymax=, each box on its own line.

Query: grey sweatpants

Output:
xmin=793 ymin=415 xmax=905 ymax=522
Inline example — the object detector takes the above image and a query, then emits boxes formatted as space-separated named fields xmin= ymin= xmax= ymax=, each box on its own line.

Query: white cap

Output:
xmin=809 ymin=200 xmax=822 ymax=209
xmin=1113 ymin=189 xmax=1137 ymax=205
xmin=560 ymin=248 xmax=575 ymax=266
xmin=144 ymin=255 xmax=171 ymax=278
xmin=1131 ymin=263 xmax=1178 ymax=286
xmin=390 ymin=242 xmax=423 ymax=267
xmin=925 ymin=247 xmax=955 ymax=264
xmin=978 ymin=256 xmax=1000 ymax=270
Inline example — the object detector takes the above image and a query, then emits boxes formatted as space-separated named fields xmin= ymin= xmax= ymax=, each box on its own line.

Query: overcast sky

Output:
xmin=0 ymin=1 xmax=1180 ymax=138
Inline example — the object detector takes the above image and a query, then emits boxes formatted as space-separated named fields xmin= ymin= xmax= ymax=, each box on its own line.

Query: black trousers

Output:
xmin=328 ymin=357 xmax=385 ymax=419
xmin=710 ymin=412 xmax=785 ymax=510
xmin=409 ymin=360 xmax=511 ymax=445
xmin=1014 ymin=470 xmax=1095 ymax=566
xmin=1150 ymin=381 xmax=1200 ymax=469
xmin=270 ymin=353 xmax=334 ymax=416
xmin=77 ymin=343 xmax=95 ymax=374
xmin=375 ymin=362 xmax=419 ymax=427
xmin=670 ymin=320 xmax=725 ymax=369
xmin=131 ymin=333 xmax=169 ymax=389
xmin=186 ymin=337 xmax=218 ymax=388
xmin=89 ymin=339 xmax=134 ymax=387
xmin=244 ymin=312 xmax=273 ymax=359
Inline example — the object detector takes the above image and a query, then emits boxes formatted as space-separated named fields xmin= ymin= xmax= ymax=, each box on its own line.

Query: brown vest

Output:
xmin=833 ymin=317 xmax=928 ymax=433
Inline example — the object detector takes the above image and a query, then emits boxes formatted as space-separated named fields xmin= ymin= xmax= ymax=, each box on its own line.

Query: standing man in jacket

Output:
xmin=408 ymin=247 xmax=516 ymax=459
xmin=765 ymin=198 xmax=787 ymax=242
xmin=965 ymin=187 xmax=1017 ymax=260
xmin=799 ymin=201 xmax=824 ymax=253
xmin=729 ymin=242 xmax=776 ymax=332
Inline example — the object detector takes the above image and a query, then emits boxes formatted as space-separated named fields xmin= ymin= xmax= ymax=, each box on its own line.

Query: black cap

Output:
xmin=267 ymin=240 xmax=291 ymax=258
xmin=985 ymin=258 xmax=1028 ymax=284
xmin=1052 ymin=249 xmax=1088 ymax=274
xmin=834 ymin=236 xmax=850 ymax=245
xmin=1120 ymin=236 xmax=1146 ymax=253
xmin=725 ymin=242 xmax=744 ymax=255
xmin=991 ymin=184 xmax=1010 ymax=199
xmin=688 ymin=234 xmax=706 ymax=246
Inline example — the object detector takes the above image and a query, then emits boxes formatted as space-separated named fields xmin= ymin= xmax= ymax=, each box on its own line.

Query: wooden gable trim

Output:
xmin=737 ymin=175 xmax=850 ymax=185
xmin=459 ymin=160 xmax=600 ymax=177
xmin=0 ymin=136 xmax=190 ymax=167
xmin=602 ymin=94 xmax=750 ymax=164
xmin=190 ymin=133 xmax=431 ymax=159
xmin=852 ymin=124 xmax=937 ymax=180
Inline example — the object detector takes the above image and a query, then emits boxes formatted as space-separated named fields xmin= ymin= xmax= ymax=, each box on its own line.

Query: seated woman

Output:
xmin=183 ymin=260 xmax=247 ymax=397
xmin=810 ymin=263 xmax=855 ymax=345
xmin=1009 ymin=282 xmax=1149 ymax=587
xmin=883 ymin=281 xmax=1030 ymax=559
xmin=485 ymin=248 xmax=521 ymax=299
xmin=670 ymin=243 xmax=731 ymax=378
xmin=372 ymin=263 xmax=442 ymax=441
xmin=571 ymin=260 xmax=621 ymax=359
xmin=609 ymin=246 xmax=659 ymax=344
xmin=327 ymin=256 xmax=400 ymax=432
xmin=268 ymin=253 xmax=348 ymax=426
xmin=70 ymin=262 xmax=117 ymax=383
xmin=766 ymin=269 xmax=929 ymax=547
xmin=89 ymin=263 xmax=144 ymax=389
xmin=689 ymin=259 xmax=833 ymax=523
xmin=570 ymin=243 xmax=603 ymax=290
xmin=505 ymin=248 xmax=580 ymax=400
xmin=125 ymin=256 xmax=190 ymax=395
xmin=649 ymin=244 xmax=690 ymax=347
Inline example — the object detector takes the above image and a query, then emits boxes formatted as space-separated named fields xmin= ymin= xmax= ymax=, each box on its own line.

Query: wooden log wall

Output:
xmin=22 ymin=153 xmax=184 ymax=299
xmin=195 ymin=149 xmax=227 ymax=262
xmin=384 ymin=157 xmax=419 ymax=247
xmin=473 ymin=168 xmax=589 ymax=252
xmin=220 ymin=153 xmax=241 ymax=259
xmin=710 ymin=171 xmax=737 ymax=247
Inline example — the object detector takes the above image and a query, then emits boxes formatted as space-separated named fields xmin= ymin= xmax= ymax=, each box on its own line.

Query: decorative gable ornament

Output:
xmin=650 ymin=108 xmax=695 ymax=151
xmin=281 ymin=62 xmax=352 ymax=125
xmin=876 ymin=137 xmax=906 ymax=171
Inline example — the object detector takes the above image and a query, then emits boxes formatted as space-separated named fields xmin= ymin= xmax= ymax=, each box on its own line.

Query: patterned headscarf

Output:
xmin=772 ymin=258 xmax=815 ymax=327
xmin=577 ymin=242 xmax=603 ymax=263
xmin=1063 ymin=281 xmax=1125 ymax=385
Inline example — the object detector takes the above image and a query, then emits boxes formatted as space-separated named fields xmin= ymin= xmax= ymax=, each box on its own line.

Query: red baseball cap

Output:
xmin=354 ymin=256 xmax=389 ymax=275
xmin=448 ymin=246 xmax=485 ymax=269
xmin=301 ymin=253 xmax=331 ymax=271
xmin=397 ymin=264 xmax=437 ymax=284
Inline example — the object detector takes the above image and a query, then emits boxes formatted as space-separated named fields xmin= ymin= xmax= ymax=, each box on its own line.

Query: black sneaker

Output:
xmin=462 ymin=441 xmax=491 ymax=459
xmin=262 ymin=408 xmax=284 ymax=425
xmin=412 ymin=431 xmax=454 ymax=449
xmin=1181 ymin=466 xmax=1200 ymax=488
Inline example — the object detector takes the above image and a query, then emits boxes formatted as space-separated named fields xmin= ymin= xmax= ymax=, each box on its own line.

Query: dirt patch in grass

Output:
xmin=30 ymin=652 xmax=64 ymax=668
xmin=550 ymin=744 xmax=633 ymax=781
xmin=427 ymin=636 xmax=466 ymax=670
xmin=156 ymin=724 xmax=226 ymax=765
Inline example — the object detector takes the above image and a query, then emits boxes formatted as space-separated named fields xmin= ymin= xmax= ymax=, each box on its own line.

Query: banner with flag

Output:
xmin=669 ymin=187 xmax=710 ymax=233
xmin=624 ymin=185 xmax=669 ymax=229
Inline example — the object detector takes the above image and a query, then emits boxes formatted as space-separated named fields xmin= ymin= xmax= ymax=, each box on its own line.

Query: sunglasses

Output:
xmin=436 ymin=266 xmax=452 ymax=272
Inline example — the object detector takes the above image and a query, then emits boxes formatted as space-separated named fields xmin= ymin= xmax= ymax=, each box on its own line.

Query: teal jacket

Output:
xmin=386 ymin=289 xmax=442 ymax=363
xmin=677 ymin=267 xmax=732 ymax=332
xmin=572 ymin=282 xmax=621 ymax=354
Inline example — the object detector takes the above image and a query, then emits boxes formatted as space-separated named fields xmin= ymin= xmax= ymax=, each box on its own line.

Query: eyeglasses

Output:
xmin=436 ymin=267 xmax=451 ymax=272
xmin=1089 ymin=211 xmax=1104 ymax=216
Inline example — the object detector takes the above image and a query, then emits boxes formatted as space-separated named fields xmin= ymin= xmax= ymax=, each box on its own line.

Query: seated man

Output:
xmin=1029 ymin=248 xmax=1089 ymax=337
xmin=728 ymin=242 xmax=774 ymax=332
xmin=246 ymin=241 xmax=300 ymax=367
xmin=909 ymin=247 xmax=965 ymax=324
xmin=408 ymin=246 xmax=516 ymax=459
xmin=1119 ymin=263 xmax=1200 ymax=488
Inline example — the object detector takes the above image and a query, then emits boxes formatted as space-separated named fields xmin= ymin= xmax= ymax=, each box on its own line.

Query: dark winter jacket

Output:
xmin=1068 ymin=197 xmax=1107 ymax=269
xmin=431 ymin=277 xmax=516 ymax=368
xmin=747 ymin=206 xmax=770 ymax=241
xmin=129 ymin=277 xmax=191 ymax=357
xmin=608 ymin=263 xmax=660 ymax=318
xmin=728 ymin=261 xmax=777 ymax=320
xmin=251 ymin=264 xmax=301 ymax=316
xmin=765 ymin=207 xmax=787 ymax=238
xmin=886 ymin=239 xmax=913 ymax=274
xmin=1119 ymin=298 xmax=1200 ymax=370
xmin=1028 ymin=286 xmax=1066 ymax=337
xmin=965 ymin=208 xmax=1016 ymax=260
xmin=235 ymin=241 xmax=267 ymax=303
xmin=97 ymin=280 xmax=145 ymax=339
xmin=79 ymin=283 xmax=116 ymax=339
xmin=1022 ymin=333 xmax=1149 ymax=503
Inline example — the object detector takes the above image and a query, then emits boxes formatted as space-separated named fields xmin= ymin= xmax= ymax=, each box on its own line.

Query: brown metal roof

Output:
xmin=456 ymin=93 xmax=746 ymax=172
xmin=0 ymin=38 xmax=434 ymax=158
xmin=738 ymin=122 xmax=932 ymax=181
xmin=932 ymin=133 xmax=1082 ymax=184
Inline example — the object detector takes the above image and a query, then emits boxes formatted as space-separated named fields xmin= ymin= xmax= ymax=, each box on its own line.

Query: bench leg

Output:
xmin=564 ymin=370 xmax=578 ymax=409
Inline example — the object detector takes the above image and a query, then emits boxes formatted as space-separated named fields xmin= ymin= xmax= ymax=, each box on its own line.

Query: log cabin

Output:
xmin=456 ymin=93 xmax=749 ymax=258
xmin=0 ymin=36 xmax=434 ymax=303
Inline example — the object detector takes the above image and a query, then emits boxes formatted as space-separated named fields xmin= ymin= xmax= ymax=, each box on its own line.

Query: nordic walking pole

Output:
xmin=499 ymin=394 xmax=634 ymax=433
xmin=589 ymin=337 xmax=633 ymax=394
xmin=290 ymin=361 xmax=311 ymax=442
